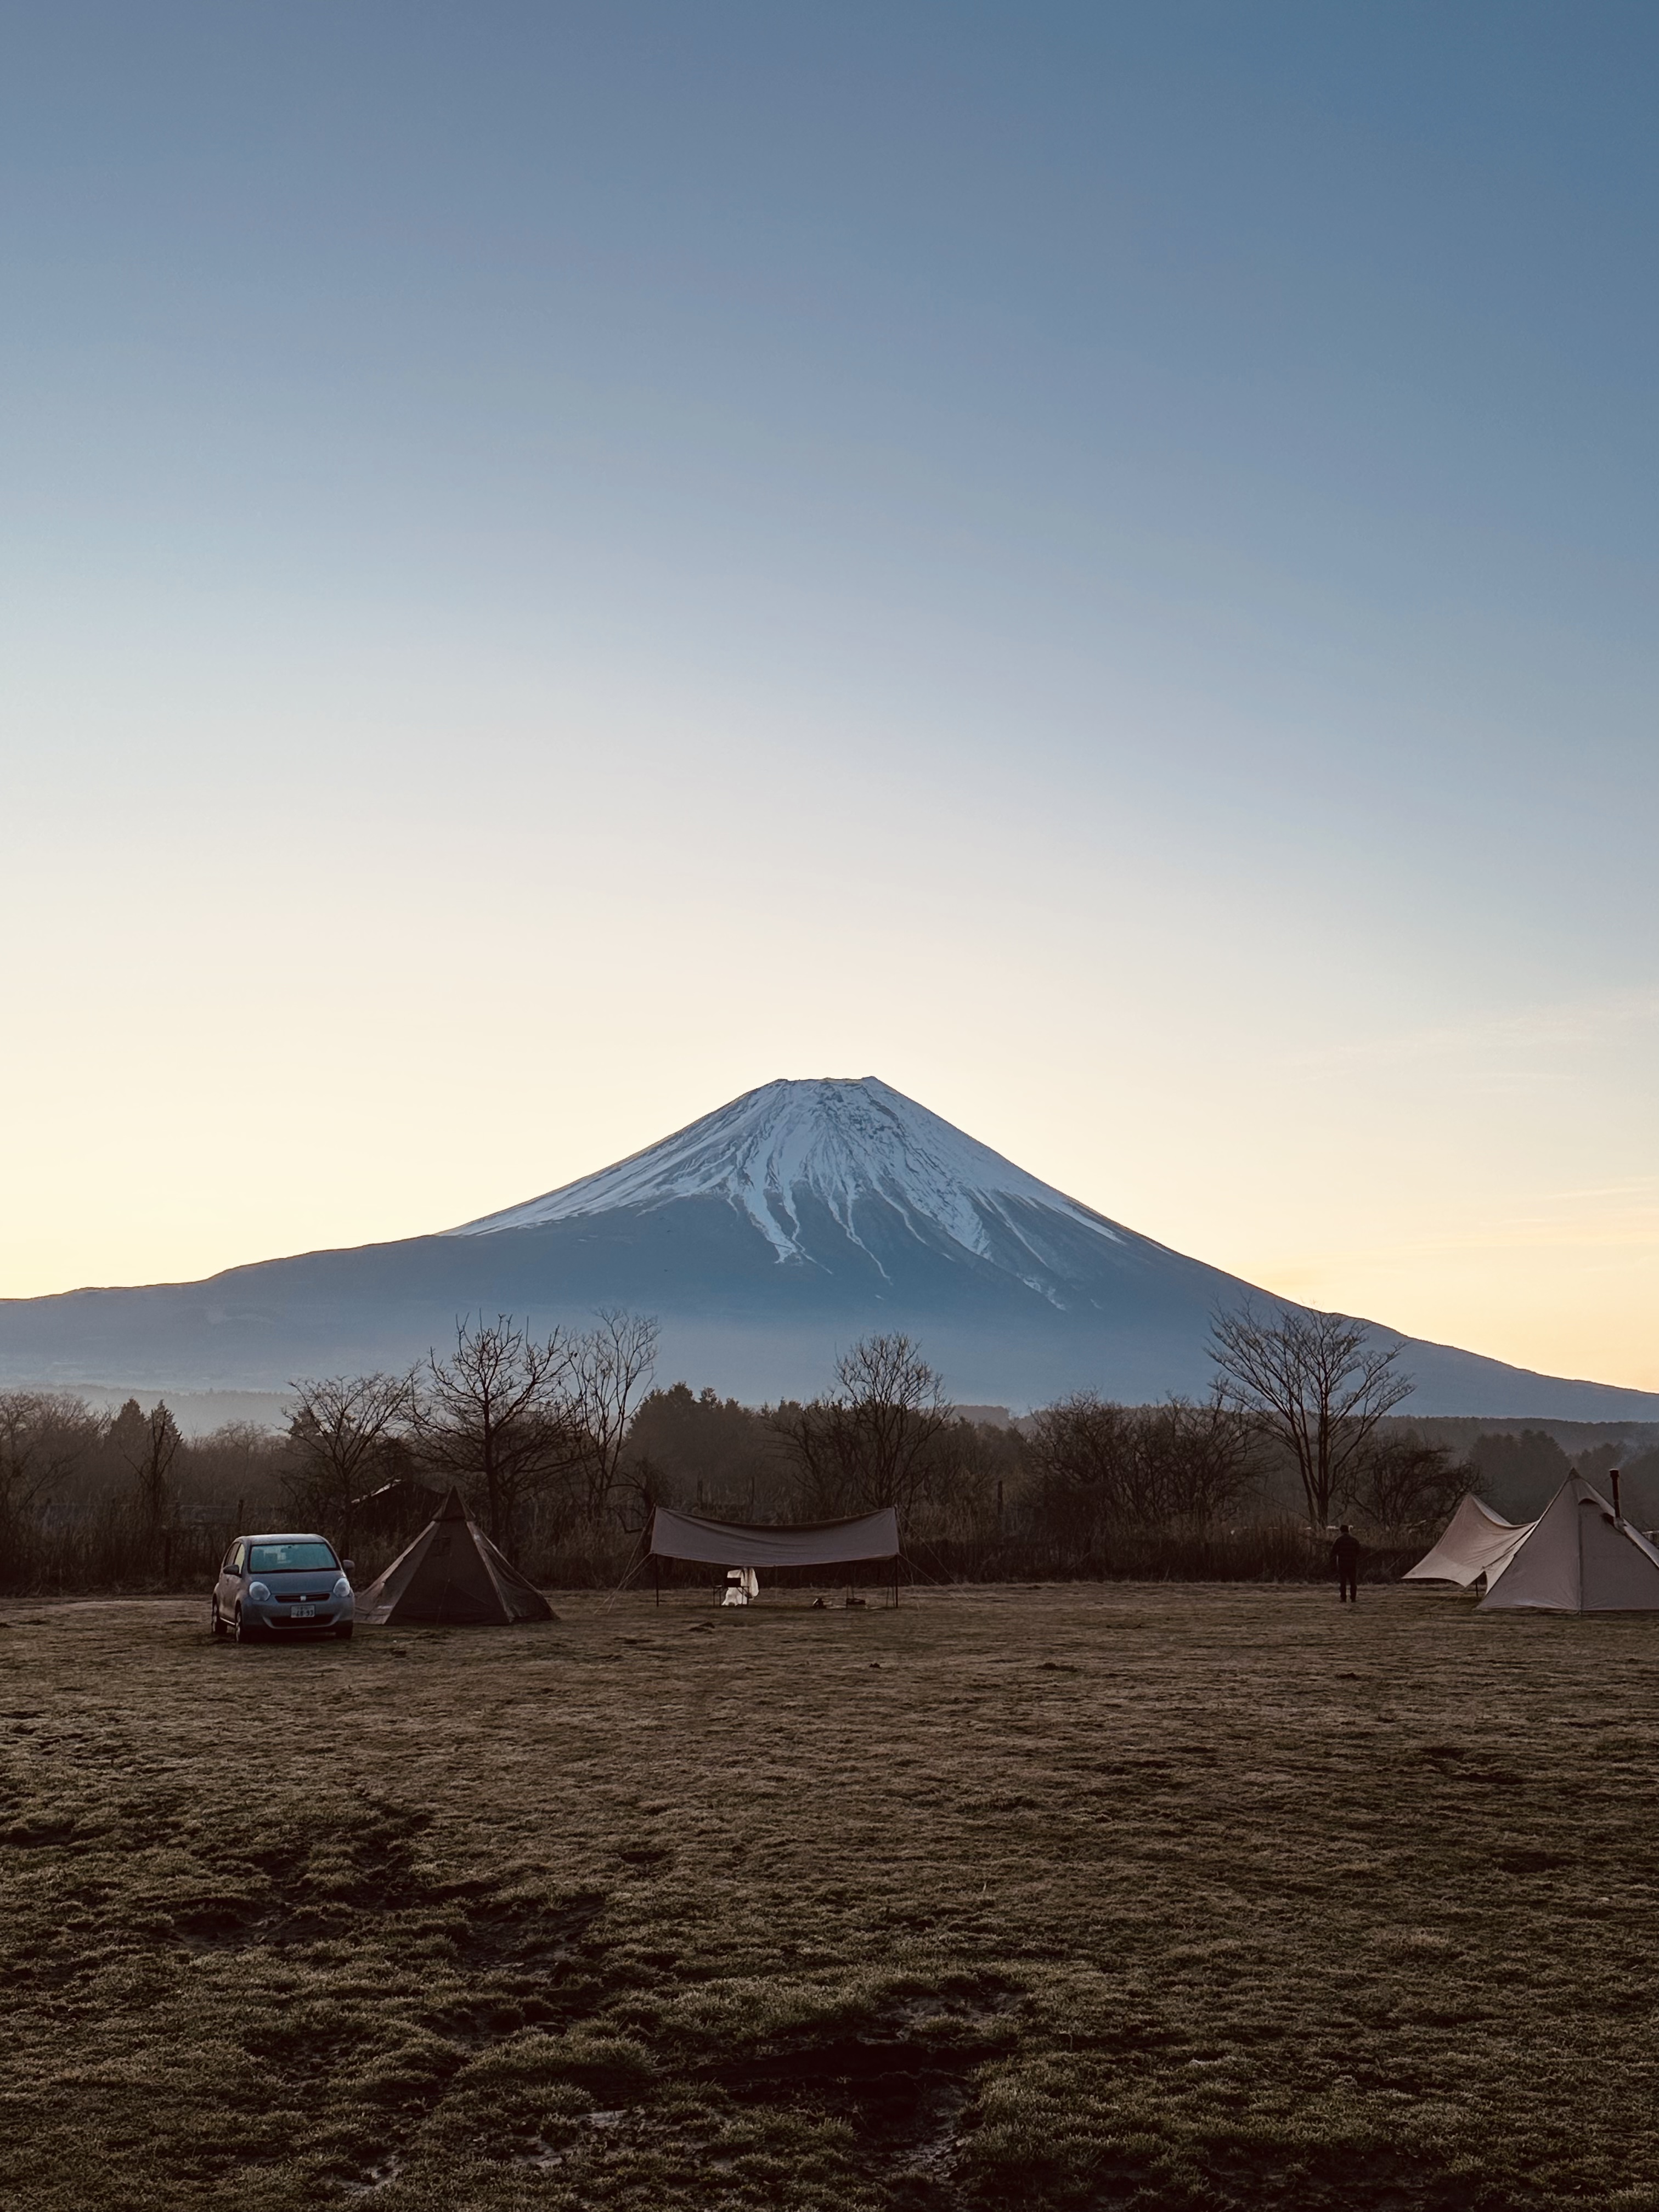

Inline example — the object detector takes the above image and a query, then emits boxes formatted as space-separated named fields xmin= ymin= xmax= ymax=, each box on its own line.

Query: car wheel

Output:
xmin=334 ymin=1624 xmax=353 ymax=1641
xmin=233 ymin=1606 xmax=260 ymax=1645
xmin=210 ymin=1601 xmax=228 ymax=1639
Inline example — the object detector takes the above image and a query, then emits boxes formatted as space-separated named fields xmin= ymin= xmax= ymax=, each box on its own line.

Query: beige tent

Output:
xmin=355 ymin=1487 xmax=556 ymax=1626
xmin=1479 ymin=1476 xmax=1659 ymax=1613
xmin=1406 ymin=1493 xmax=1534 ymax=1588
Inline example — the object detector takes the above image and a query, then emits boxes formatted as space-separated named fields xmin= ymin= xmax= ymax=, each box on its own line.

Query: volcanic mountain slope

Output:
xmin=456 ymin=1077 xmax=1138 ymax=1288
xmin=2 ymin=1076 xmax=1655 ymax=1417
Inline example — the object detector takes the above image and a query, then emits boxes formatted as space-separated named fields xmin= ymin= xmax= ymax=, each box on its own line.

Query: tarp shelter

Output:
xmin=354 ymin=1487 xmax=555 ymax=1626
xmin=647 ymin=1505 xmax=900 ymax=1570
xmin=1479 ymin=1476 xmax=1659 ymax=1613
xmin=1406 ymin=1493 xmax=1534 ymax=1588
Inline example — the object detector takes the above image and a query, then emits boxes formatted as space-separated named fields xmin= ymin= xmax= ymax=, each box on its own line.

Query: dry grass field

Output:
xmin=3 ymin=1583 xmax=1658 ymax=2211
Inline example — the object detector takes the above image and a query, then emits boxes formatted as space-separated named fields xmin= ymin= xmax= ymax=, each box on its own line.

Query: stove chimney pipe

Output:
xmin=1611 ymin=1468 xmax=1623 ymax=1524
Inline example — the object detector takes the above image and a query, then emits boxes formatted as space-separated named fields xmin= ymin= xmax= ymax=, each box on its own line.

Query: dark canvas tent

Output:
xmin=354 ymin=1487 xmax=556 ymax=1625
xmin=647 ymin=1504 xmax=900 ymax=1568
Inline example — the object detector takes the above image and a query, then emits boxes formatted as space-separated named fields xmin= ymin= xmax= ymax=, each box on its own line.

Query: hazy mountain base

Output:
xmin=4 ymin=1197 xmax=1656 ymax=1419
xmin=4 ymin=1586 xmax=1658 ymax=2211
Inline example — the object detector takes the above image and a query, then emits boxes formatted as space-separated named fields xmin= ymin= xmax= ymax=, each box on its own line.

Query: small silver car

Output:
xmin=211 ymin=1532 xmax=356 ymax=1643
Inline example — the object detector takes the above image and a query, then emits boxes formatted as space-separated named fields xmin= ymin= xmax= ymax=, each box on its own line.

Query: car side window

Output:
xmin=225 ymin=1543 xmax=245 ymax=1576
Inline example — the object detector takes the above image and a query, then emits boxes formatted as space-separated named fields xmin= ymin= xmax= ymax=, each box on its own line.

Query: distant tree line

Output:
xmin=0 ymin=1307 xmax=662 ymax=1593
xmin=7 ymin=1297 xmax=1654 ymax=1594
xmin=0 ymin=1393 xmax=280 ymax=1590
xmin=627 ymin=1308 xmax=1472 ymax=1584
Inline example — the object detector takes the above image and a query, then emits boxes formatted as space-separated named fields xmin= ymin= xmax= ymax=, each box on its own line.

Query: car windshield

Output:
xmin=248 ymin=1543 xmax=338 ymax=1575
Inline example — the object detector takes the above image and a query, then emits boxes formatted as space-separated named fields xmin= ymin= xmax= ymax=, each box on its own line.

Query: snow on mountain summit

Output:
xmin=450 ymin=1076 xmax=1125 ymax=1276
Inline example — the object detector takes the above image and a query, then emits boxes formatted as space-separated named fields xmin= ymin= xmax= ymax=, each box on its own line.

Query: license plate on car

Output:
xmin=289 ymin=1605 xmax=317 ymax=1618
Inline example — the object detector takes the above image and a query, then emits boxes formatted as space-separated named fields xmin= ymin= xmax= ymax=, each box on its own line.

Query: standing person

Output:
xmin=1332 ymin=1523 xmax=1361 ymax=1604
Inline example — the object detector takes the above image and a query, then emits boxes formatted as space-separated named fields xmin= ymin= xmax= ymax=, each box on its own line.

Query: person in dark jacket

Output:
xmin=1333 ymin=1523 xmax=1361 ymax=1603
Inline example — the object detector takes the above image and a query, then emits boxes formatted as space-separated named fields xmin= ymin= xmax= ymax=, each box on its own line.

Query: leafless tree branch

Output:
xmin=1208 ymin=1299 xmax=1413 ymax=1526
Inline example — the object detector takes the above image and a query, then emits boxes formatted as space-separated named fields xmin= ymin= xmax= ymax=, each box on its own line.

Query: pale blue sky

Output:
xmin=2 ymin=4 xmax=1655 ymax=1385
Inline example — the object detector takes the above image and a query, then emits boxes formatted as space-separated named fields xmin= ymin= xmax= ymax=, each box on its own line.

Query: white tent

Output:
xmin=1479 ymin=1476 xmax=1659 ymax=1613
xmin=1406 ymin=1493 xmax=1534 ymax=1588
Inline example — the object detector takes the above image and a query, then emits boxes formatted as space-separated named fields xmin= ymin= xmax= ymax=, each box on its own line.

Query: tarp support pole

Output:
xmin=653 ymin=1554 xmax=660 ymax=1607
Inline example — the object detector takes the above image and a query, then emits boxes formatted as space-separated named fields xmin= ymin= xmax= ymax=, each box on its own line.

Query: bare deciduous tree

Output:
xmin=411 ymin=1315 xmax=585 ymax=1544
xmin=285 ymin=1372 xmax=413 ymax=1551
xmin=116 ymin=1399 xmax=183 ymax=1536
xmin=1029 ymin=1395 xmax=1151 ymax=1537
xmin=0 ymin=1391 xmax=102 ymax=1545
xmin=1029 ymin=1391 xmax=1258 ymax=1545
xmin=1348 ymin=1430 xmax=1463 ymax=1533
xmin=1141 ymin=1394 xmax=1261 ymax=1525
xmin=567 ymin=1307 xmax=659 ymax=1522
xmin=1209 ymin=1301 xmax=1413 ymax=1527
xmin=775 ymin=1333 xmax=951 ymax=1523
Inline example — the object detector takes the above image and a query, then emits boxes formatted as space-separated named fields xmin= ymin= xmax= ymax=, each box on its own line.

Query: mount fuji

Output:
xmin=2 ymin=1076 xmax=1655 ymax=1418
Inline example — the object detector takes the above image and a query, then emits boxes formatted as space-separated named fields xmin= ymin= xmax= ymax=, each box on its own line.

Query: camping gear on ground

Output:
xmin=1477 ymin=1475 xmax=1659 ymax=1613
xmin=353 ymin=1487 xmax=555 ymax=1626
xmin=1406 ymin=1494 xmax=1535 ymax=1589
xmin=647 ymin=1504 xmax=901 ymax=1603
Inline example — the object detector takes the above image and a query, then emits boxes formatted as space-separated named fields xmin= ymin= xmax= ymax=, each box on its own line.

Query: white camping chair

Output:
xmin=720 ymin=1567 xmax=760 ymax=1606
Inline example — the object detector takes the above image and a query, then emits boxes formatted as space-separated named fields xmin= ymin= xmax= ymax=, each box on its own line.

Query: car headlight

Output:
xmin=247 ymin=1581 xmax=272 ymax=1601
xmin=333 ymin=1575 xmax=352 ymax=1598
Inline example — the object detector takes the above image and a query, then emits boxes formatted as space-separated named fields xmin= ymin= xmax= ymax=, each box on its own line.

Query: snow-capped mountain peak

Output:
xmin=449 ymin=1076 xmax=1124 ymax=1279
xmin=4 ymin=1080 xmax=1653 ymax=1424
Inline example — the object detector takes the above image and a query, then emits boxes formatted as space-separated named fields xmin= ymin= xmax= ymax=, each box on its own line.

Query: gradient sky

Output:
xmin=2 ymin=3 xmax=1655 ymax=1390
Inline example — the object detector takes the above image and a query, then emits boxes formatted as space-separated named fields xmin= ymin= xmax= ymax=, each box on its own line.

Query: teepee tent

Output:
xmin=1479 ymin=1476 xmax=1659 ymax=1613
xmin=354 ymin=1487 xmax=555 ymax=1626
xmin=1406 ymin=1493 xmax=1534 ymax=1588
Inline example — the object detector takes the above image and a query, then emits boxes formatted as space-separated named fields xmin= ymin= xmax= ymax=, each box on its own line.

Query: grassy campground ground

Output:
xmin=3 ymin=1586 xmax=1658 ymax=2212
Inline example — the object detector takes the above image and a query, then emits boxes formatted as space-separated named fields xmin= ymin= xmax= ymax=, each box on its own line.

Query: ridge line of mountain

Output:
xmin=1 ymin=1076 xmax=1652 ymax=1417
